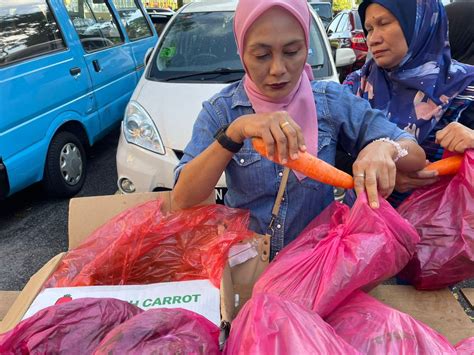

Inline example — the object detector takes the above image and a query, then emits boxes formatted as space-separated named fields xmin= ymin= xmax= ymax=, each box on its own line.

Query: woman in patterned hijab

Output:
xmin=344 ymin=0 xmax=474 ymax=204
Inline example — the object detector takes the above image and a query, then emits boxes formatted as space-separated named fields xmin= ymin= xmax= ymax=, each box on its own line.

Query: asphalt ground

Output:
xmin=0 ymin=126 xmax=120 ymax=291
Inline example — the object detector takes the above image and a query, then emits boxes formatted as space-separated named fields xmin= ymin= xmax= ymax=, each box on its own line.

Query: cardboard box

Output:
xmin=0 ymin=191 xmax=472 ymax=345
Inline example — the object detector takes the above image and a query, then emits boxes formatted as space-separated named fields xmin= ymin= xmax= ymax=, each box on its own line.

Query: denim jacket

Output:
xmin=175 ymin=80 xmax=414 ymax=258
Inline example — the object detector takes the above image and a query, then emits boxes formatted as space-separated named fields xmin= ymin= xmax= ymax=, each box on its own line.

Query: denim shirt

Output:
xmin=175 ymin=80 xmax=414 ymax=259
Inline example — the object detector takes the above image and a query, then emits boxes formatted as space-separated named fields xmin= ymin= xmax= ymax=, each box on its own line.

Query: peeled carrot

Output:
xmin=252 ymin=138 xmax=354 ymax=189
xmin=424 ymin=154 xmax=463 ymax=175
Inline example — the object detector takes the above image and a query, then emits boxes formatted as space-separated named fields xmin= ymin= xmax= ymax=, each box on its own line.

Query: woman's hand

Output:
xmin=436 ymin=122 xmax=474 ymax=153
xmin=395 ymin=168 xmax=438 ymax=193
xmin=352 ymin=140 xmax=398 ymax=208
xmin=226 ymin=111 xmax=306 ymax=163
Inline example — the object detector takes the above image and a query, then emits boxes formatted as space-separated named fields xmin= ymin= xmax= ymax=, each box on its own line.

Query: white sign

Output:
xmin=24 ymin=279 xmax=220 ymax=325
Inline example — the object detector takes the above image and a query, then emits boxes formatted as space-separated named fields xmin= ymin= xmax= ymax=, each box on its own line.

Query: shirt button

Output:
xmin=240 ymin=158 xmax=245 ymax=164
xmin=276 ymin=224 xmax=281 ymax=229
xmin=278 ymin=171 xmax=283 ymax=177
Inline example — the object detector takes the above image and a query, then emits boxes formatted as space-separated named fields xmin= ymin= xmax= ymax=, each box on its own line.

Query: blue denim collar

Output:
xmin=231 ymin=79 xmax=253 ymax=109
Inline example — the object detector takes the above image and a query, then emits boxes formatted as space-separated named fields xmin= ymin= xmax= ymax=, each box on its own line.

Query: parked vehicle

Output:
xmin=116 ymin=0 xmax=343 ymax=201
xmin=146 ymin=7 xmax=175 ymax=35
xmin=308 ymin=2 xmax=333 ymax=29
xmin=0 ymin=0 xmax=158 ymax=198
xmin=327 ymin=9 xmax=368 ymax=82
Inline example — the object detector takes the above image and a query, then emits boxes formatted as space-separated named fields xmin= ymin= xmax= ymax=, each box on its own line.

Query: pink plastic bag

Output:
xmin=253 ymin=194 xmax=420 ymax=317
xmin=44 ymin=201 xmax=251 ymax=288
xmin=223 ymin=293 xmax=360 ymax=355
xmin=397 ymin=150 xmax=474 ymax=289
xmin=95 ymin=308 xmax=220 ymax=355
xmin=326 ymin=291 xmax=456 ymax=354
xmin=0 ymin=298 xmax=142 ymax=354
xmin=455 ymin=337 xmax=474 ymax=355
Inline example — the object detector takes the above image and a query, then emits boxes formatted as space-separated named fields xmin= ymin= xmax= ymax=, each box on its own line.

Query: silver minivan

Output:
xmin=116 ymin=0 xmax=347 ymax=200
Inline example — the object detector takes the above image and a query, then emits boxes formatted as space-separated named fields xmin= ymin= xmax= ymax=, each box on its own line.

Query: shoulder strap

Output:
xmin=271 ymin=167 xmax=290 ymax=216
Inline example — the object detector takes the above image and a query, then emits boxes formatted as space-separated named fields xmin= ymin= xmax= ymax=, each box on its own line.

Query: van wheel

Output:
xmin=43 ymin=131 xmax=86 ymax=197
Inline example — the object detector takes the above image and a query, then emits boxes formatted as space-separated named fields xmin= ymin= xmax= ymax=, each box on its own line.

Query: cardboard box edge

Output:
xmin=0 ymin=253 xmax=65 ymax=334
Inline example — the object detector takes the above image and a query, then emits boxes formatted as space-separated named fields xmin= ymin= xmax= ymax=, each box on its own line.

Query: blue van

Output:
xmin=0 ymin=0 xmax=158 ymax=198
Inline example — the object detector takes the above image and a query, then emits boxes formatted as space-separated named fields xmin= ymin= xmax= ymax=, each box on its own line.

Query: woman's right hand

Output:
xmin=394 ymin=168 xmax=438 ymax=193
xmin=226 ymin=111 xmax=306 ymax=163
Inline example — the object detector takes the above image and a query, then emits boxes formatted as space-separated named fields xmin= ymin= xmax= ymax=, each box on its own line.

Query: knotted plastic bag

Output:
xmin=95 ymin=308 xmax=220 ymax=354
xmin=44 ymin=200 xmax=251 ymax=288
xmin=223 ymin=293 xmax=360 ymax=355
xmin=0 ymin=298 xmax=142 ymax=354
xmin=397 ymin=150 xmax=474 ymax=289
xmin=253 ymin=194 xmax=420 ymax=317
xmin=326 ymin=291 xmax=456 ymax=354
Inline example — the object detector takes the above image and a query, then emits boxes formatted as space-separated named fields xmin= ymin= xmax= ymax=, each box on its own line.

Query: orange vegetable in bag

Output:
xmin=424 ymin=154 xmax=463 ymax=175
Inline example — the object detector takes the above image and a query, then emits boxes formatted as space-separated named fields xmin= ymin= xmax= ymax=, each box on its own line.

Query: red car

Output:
xmin=327 ymin=9 xmax=368 ymax=82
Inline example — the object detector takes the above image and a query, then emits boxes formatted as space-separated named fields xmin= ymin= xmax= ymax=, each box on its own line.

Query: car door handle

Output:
xmin=69 ymin=67 xmax=81 ymax=76
xmin=92 ymin=60 xmax=101 ymax=72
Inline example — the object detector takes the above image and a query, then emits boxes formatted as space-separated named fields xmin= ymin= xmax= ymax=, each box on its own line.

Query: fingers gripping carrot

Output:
xmin=252 ymin=138 xmax=354 ymax=189
xmin=424 ymin=154 xmax=463 ymax=175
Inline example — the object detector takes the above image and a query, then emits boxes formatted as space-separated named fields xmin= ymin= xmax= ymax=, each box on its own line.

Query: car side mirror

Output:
xmin=144 ymin=47 xmax=154 ymax=66
xmin=335 ymin=48 xmax=356 ymax=67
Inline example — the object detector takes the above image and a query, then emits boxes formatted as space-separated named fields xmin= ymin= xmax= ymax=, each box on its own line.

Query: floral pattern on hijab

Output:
xmin=345 ymin=0 xmax=474 ymax=143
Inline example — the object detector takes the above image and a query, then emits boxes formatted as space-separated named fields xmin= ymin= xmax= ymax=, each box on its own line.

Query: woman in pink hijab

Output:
xmin=173 ymin=0 xmax=425 ymax=257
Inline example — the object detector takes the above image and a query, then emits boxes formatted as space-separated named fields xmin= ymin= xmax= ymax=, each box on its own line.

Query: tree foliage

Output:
xmin=333 ymin=0 xmax=353 ymax=12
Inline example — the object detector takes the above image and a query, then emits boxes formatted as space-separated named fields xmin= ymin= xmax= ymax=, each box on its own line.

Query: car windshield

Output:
xmin=148 ymin=10 xmax=332 ymax=83
xmin=311 ymin=3 xmax=332 ymax=21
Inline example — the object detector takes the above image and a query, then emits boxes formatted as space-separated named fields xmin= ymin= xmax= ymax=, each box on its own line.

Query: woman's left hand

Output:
xmin=352 ymin=140 xmax=398 ymax=208
xmin=436 ymin=122 xmax=474 ymax=153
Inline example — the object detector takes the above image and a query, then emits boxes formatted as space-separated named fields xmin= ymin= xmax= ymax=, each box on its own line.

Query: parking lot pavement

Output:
xmin=0 ymin=127 xmax=120 ymax=291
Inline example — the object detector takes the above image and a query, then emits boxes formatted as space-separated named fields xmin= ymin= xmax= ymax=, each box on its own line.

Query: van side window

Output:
xmin=0 ymin=1 xmax=66 ymax=67
xmin=112 ymin=0 xmax=153 ymax=41
xmin=64 ymin=0 xmax=123 ymax=52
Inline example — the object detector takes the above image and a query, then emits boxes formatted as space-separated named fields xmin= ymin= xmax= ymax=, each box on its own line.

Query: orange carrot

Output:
xmin=252 ymin=138 xmax=354 ymax=189
xmin=424 ymin=154 xmax=463 ymax=175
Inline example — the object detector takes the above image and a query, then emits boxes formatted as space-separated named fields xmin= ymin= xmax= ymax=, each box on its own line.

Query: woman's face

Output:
xmin=242 ymin=7 xmax=308 ymax=100
xmin=364 ymin=3 xmax=408 ymax=69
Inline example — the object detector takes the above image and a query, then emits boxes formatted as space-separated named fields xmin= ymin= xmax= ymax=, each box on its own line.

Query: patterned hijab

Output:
xmin=234 ymin=0 xmax=318 ymax=179
xmin=346 ymin=0 xmax=474 ymax=143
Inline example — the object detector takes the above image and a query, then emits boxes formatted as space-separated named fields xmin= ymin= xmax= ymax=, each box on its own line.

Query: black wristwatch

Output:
xmin=214 ymin=124 xmax=244 ymax=153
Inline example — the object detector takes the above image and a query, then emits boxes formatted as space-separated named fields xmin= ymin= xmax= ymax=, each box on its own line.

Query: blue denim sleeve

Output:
xmin=324 ymin=81 xmax=415 ymax=156
xmin=173 ymin=101 xmax=223 ymax=184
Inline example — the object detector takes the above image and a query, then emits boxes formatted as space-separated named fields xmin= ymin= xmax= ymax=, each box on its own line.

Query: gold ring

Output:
xmin=280 ymin=121 xmax=290 ymax=129
xmin=354 ymin=173 xmax=365 ymax=178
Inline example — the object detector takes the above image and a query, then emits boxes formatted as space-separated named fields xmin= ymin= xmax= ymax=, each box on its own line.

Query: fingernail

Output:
xmin=291 ymin=153 xmax=298 ymax=160
xmin=281 ymin=158 xmax=287 ymax=164
xmin=371 ymin=201 xmax=379 ymax=209
xmin=300 ymin=145 xmax=307 ymax=151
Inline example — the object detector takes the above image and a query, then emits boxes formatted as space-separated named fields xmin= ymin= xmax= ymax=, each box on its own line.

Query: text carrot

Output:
xmin=252 ymin=138 xmax=354 ymax=189
xmin=424 ymin=155 xmax=463 ymax=175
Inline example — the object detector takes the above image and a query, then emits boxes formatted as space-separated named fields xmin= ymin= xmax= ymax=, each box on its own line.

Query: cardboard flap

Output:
xmin=370 ymin=285 xmax=474 ymax=345
xmin=68 ymin=192 xmax=165 ymax=250
xmin=68 ymin=191 xmax=216 ymax=250
xmin=0 ymin=253 xmax=65 ymax=334
xmin=0 ymin=291 xmax=20 ymax=321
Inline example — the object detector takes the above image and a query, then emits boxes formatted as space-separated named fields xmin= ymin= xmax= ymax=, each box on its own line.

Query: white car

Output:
xmin=116 ymin=0 xmax=346 ymax=201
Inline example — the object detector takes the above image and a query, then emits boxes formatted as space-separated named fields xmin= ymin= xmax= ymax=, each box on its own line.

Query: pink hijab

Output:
xmin=234 ymin=0 xmax=318 ymax=180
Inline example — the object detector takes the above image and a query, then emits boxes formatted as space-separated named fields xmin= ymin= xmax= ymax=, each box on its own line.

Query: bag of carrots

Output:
xmin=44 ymin=200 xmax=251 ymax=289
xmin=326 ymin=291 xmax=456 ymax=354
xmin=397 ymin=150 xmax=474 ymax=290
xmin=252 ymin=193 xmax=420 ymax=317
xmin=223 ymin=293 xmax=359 ymax=355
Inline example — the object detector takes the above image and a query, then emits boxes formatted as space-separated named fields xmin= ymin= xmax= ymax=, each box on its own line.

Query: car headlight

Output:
xmin=123 ymin=101 xmax=165 ymax=155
